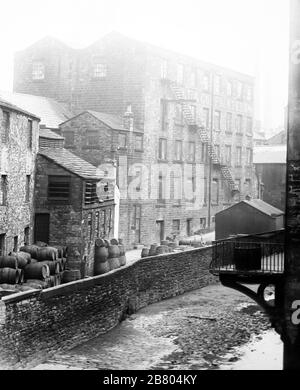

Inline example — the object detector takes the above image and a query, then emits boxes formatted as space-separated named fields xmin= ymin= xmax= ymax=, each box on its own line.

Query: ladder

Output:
xmin=169 ymin=81 xmax=239 ymax=193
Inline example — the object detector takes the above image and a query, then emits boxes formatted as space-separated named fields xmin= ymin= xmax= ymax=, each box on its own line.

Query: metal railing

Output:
xmin=210 ymin=240 xmax=284 ymax=275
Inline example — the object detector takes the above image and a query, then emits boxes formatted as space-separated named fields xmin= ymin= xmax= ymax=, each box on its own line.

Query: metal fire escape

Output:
xmin=167 ymin=80 xmax=239 ymax=195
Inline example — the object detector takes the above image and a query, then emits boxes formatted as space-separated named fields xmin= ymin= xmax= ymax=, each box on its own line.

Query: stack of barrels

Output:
xmin=0 ymin=244 xmax=67 ymax=295
xmin=141 ymin=240 xmax=179 ymax=258
xmin=94 ymin=238 xmax=127 ymax=275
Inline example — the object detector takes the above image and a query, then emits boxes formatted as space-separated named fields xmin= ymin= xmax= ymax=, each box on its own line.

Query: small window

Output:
xmin=32 ymin=61 xmax=45 ymax=80
xmin=226 ymin=112 xmax=232 ymax=132
xmin=246 ymin=86 xmax=253 ymax=101
xmin=188 ymin=142 xmax=196 ymax=162
xmin=214 ymin=144 xmax=220 ymax=159
xmin=159 ymin=138 xmax=167 ymax=160
xmin=48 ymin=176 xmax=70 ymax=200
xmin=24 ymin=226 xmax=30 ymax=246
xmin=236 ymin=146 xmax=242 ymax=166
xmin=93 ymin=63 xmax=107 ymax=78
xmin=158 ymin=174 xmax=165 ymax=202
xmin=225 ymin=145 xmax=232 ymax=165
xmin=214 ymin=110 xmax=221 ymax=131
xmin=0 ymin=233 xmax=5 ymax=256
xmin=86 ymin=131 xmax=98 ymax=146
xmin=246 ymin=117 xmax=253 ymax=134
xmin=27 ymin=120 xmax=33 ymax=149
xmin=134 ymin=134 xmax=143 ymax=151
xmin=64 ymin=131 xmax=75 ymax=147
xmin=172 ymin=219 xmax=180 ymax=234
xmin=25 ymin=175 xmax=31 ymax=202
xmin=174 ymin=140 xmax=183 ymax=161
xmin=0 ymin=175 xmax=7 ymax=205
xmin=236 ymin=114 xmax=243 ymax=133
xmin=85 ymin=181 xmax=99 ymax=205
xmin=118 ymin=132 xmax=127 ymax=148
xmin=202 ymin=108 xmax=210 ymax=128
xmin=1 ymin=111 xmax=10 ymax=143
xmin=190 ymin=105 xmax=197 ymax=123
xmin=13 ymin=236 xmax=18 ymax=252
xmin=212 ymin=179 xmax=219 ymax=205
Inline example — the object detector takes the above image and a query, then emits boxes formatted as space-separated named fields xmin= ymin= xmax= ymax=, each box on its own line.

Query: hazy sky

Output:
xmin=0 ymin=0 xmax=289 ymax=130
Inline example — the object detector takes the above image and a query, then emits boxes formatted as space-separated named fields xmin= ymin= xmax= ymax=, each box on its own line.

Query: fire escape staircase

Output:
xmin=168 ymin=81 xmax=239 ymax=195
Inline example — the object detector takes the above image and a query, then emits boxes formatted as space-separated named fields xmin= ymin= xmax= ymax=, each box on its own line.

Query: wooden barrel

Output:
xmin=118 ymin=244 xmax=125 ymax=256
xmin=118 ymin=255 xmax=126 ymax=267
xmin=161 ymin=240 xmax=170 ymax=246
xmin=110 ymin=238 xmax=119 ymax=245
xmin=20 ymin=245 xmax=40 ymax=259
xmin=39 ymin=261 xmax=60 ymax=275
xmin=94 ymin=261 xmax=110 ymax=275
xmin=108 ymin=245 xmax=120 ymax=259
xmin=11 ymin=252 xmax=31 ymax=269
xmin=149 ymin=244 xmax=158 ymax=256
xmin=108 ymin=257 xmax=120 ymax=270
xmin=0 ymin=268 xmax=19 ymax=284
xmin=24 ymin=263 xmax=50 ymax=280
xmin=30 ymin=259 xmax=38 ymax=264
xmin=141 ymin=248 xmax=149 ymax=258
xmin=0 ymin=255 xmax=18 ymax=269
xmin=17 ymin=269 xmax=24 ymax=284
xmin=63 ymin=270 xmax=81 ymax=283
xmin=95 ymin=238 xmax=106 ymax=247
xmin=94 ymin=246 xmax=109 ymax=263
xmin=168 ymin=242 xmax=178 ymax=249
xmin=156 ymin=245 xmax=169 ymax=255
xmin=37 ymin=247 xmax=58 ymax=261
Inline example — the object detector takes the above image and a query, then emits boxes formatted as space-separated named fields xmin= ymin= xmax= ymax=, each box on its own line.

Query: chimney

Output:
xmin=123 ymin=103 xmax=134 ymax=131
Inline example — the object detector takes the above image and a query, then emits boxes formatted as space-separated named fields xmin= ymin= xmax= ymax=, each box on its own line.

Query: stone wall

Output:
xmin=0 ymin=246 xmax=216 ymax=369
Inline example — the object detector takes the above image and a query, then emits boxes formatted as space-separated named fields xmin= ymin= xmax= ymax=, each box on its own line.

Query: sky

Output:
xmin=0 ymin=0 xmax=289 ymax=131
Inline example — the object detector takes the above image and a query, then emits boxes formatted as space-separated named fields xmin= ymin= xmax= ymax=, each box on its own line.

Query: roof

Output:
xmin=0 ymin=91 xmax=72 ymax=129
xmin=0 ymin=98 xmax=40 ymax=120
xmin=253 ymin=145 xmax=287 ymax=164
xmin=39 ymin=148 xmax=104 ymax=180
xmin=39 ymin=128 xmax=64 ymax=140
xmin=217 ymin=198 xmax=284 ymax=218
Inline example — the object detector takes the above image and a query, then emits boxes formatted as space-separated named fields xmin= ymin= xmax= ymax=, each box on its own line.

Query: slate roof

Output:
xmin=253 ymin=145 xmax=287 ymax=164
xmin=39 ymin=148 xmax=103 ymax=180
xmin=87 ymin=110 xmax=126 ymax=131
xmin=39 ymin=128 xmax=64 ymax=140
xmin=0 ymin=98 xmax=40 ymax=120
xmin=0 ymin=91 xmax=72 ymax=129
xmin=218 ymin=198 xmax=284 ymax=217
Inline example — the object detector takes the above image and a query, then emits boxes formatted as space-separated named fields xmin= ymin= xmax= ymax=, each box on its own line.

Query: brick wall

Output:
xmin=0 ymin=246 xmax=216 ymax=369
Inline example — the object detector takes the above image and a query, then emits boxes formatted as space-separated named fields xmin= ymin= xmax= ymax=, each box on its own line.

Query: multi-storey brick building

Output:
xmin=0 ymin=99 xmax=39 ymax=255
xmin=14 ymin=32 xmax=256 ymax=247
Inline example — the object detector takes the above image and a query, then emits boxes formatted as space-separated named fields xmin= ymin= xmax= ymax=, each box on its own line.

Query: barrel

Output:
xmin=24 ymin=263 xmax=50 ymax=280
xmin=94 ymin=246 xmax=109 ymax=263
xmin=20 ymin=245 xmax=40 ymax=259
xmin=0 ymin=255 xmax=18 ymax=269
xmin=37 ymin=247 xmax=58 ymax=261
xmin=95 ymin=238 xmax=106 ymax=247
xmin=168 ymin=242 xmax=178 ymax=250
xmin=161 ymin=240 xmax=170 ymax=246
xmin=118 ymin=255 xmax=126 ymax=267
xmin=156 ymin=245 xmax=169 ymax=255
xmin=11 ymin=252 xmax=31 ymax=269
xmin=0 ymin=268 xmax=19 ymax=284
xmin=39 ymin=261 xmax=60 ymax=275
xmin=63 ymin=270 xmax=81 ymax=283
xmin=110 ymin=238 xmax=119 ymax=245
xmin=118 ymin=244 xmax=125 ymax=256
xmin=149 ymin=244 xmax=158 ymax=256
xmin=141 ymin=248 xmax=149 ymax=258
xmin=108 ymin=257 xmax=120 ymax=271
xmin=108 ymin=244 xmax=120 ymax=259
xmin=94 ymin=261 xmax=110 ymax=275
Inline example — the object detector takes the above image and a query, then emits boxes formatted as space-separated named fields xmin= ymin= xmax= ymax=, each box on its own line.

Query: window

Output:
xmin=177 ymin=64 xmax=184 ymax=84
xmin=201 ymin=143 xmax=207 ymax=163
xmin=93 ymin=63 xmax=107 ymax=78
xmin=86 ymin=131 xmax=98 ymax=146
xmin=236 ymin=147 xmax=242 ymax=166
xmin=236 ymin=81 xmax=243 ymax=99
xmin=171 ymin=172 xmax=182 ymax=204
xmin=236 ymin=114 xmax=243 ymax=133
xmin=186 ymin=219 xmax=193 ymax=236
xmin=226 ymin=112 xmax=232 ymax=132
xmin=214 ymin=75 xmax=221 ymax=94
xmin=174 ymin=140 xmax=183 ymax=161
xmin=214 ymin=144 xmax=220 ymax=159
xmin=161 ymin=59 xmax=168 ymax=79
xmin=202 ymin=108 xmax=210 ymax=128
xmin=212 ymin=178 xmax=219 ymax=205
xmin=245 ymin=178 xmax=251 ymax=193
xmin=158 ymin=174 xmax=165 ymax=202
xmin=188 ymin=142 xmax=196 ymax=162
xmin=246 ymin=117 xmax=253 ymax=134
xmin=48 ymin=176 xmax=70 ymax=200
xmin=227 ymin=81 xmax=233 ymax=96
xmin=24 ymin=227 xmax=30 ymax=246
xmin=190 ymin=105 xmax=197 ymax=123
xmin=160 ymin=99 xmax=168 ymax=130
xmin=175 ymin=104 xmax=183 ymax=124
xmin=246 ymin=148 xmax=253 ymax=165
xmin=27 ymin=120 xmax=33 ymax=149
xmin=214 ymin=110 xmax=221 ymax=131
xmin=1 ymin=111 xmax=9 ymax=143
xmin=203 ymin=73 xmax=210 ymax=91
xmin=0 ymin=175 xmax=7 ymax=205
xmin=13 ymin=236 xmax=18 ymax=252
xmin=25 ymin=175 xmax=30 ymax=202
xmin=85 ymin=181 xmax=99 ymax=205
xmin=246 ymin=86 xmax=253 ymax=101
xmin=172 ymin=219 xmax=180 ymax=234
xmin=118 ymin=132 xmax=127 ymax=148
xmin=32 ymin=61 xmax=45 ymax=80
xmin=0 ymin=234 xmax=5 ymax=256
xmin=64 ymin=131 xmax=75 ymax=147
xmin=159 ymin=138 xmax=167 ymax=160
xmin=225 ymin=145 xmax=232 ymax=165
xmin=200 ymin=218 xmax=206 ymax=229
xmin=134 ymin=134 xmax=143 ymax=151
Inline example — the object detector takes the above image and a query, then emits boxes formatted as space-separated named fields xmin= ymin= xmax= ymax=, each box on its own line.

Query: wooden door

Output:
xmin=34 ymin=213 xmax=50 ymax=244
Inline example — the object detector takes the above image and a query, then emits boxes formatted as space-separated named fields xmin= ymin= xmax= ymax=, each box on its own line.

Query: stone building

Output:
xmin=13 ymin=32 xmax=256 ymax=247
xmin=0 ymin=99 xmax=39 ymax=255
xmin=35 ymin=129 xmax=115 ymax=276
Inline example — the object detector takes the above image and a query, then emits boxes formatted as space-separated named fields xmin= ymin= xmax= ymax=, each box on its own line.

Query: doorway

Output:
xmin=156 ymin=220 xmax=164 ymax=243
xmin=34 ymin=213 xmax=50 ymax=244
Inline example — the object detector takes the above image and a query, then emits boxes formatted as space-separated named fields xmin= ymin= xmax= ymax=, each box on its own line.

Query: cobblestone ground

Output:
xmin=33 ymin=284 xmax=273 ymax=370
